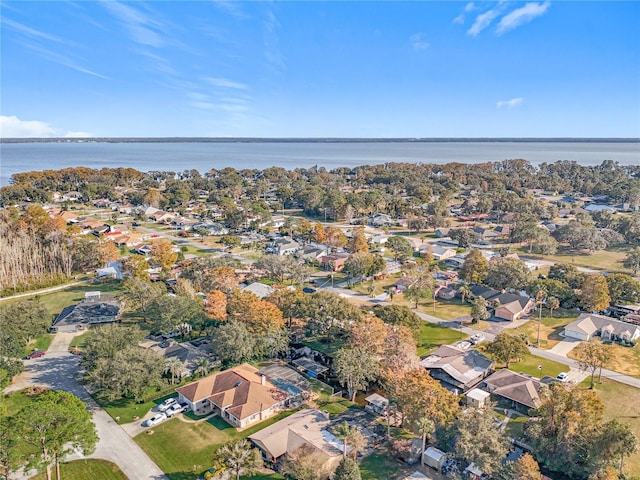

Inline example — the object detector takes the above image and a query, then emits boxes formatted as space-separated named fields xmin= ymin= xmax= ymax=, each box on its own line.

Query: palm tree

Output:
xmin=414 ymin=417 xmax=435 ymax=466
xmin=458 ymin=284 xmax=472 ymax=304
xmin=334 ymin=421 xmax=358 ymax=457
xmin=213 ymin=440 xmax=263 ymax=480
xmin=164 ymin=358 xmax=184 ymax=385
xmin=536 ymin=289 xmax=547 ymax=347
xmin=194 ymin=357 xmax=212 ymax=378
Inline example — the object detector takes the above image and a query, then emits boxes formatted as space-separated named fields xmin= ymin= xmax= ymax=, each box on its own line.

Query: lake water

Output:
xmin=1 ymin=141 xmax=639 ymax=186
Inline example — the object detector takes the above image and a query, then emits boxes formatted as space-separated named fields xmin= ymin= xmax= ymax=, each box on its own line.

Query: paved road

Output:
xmin=324 ymin=286 xmax=640 ymax=389
xmin=5 ymin=332 xmax=168 ymax=480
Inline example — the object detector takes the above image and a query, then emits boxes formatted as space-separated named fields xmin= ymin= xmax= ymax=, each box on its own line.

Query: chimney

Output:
xmin=260 ymin=375 xmax=266 ymax=386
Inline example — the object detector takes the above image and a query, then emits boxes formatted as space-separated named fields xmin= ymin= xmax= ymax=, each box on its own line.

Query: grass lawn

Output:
xmin=586 ymin=379 xmax=640 ymax=477
xmin=135 ymin=409 xmax=300 ymax=480
xmin=24 ymin=334 xmax=54 ymax=356
xmin=69 ymin=331 xmax=92 ymax=351
xmin=99 ymin=388 xmax=184 ymax=424
xmin=360 ymin=449 xmax=410 ymax=480
xmin=513 ymin=310 xmax=578 ymax=349
xmin=180 ymin=245 xmax=215 ymax=257
xmin=427 ymin=299 xmax=472 ymax=321
xmin=505 ymin=413 xmax=528 ymax=439
xmin=482 ymin=350 xmax=568 ymax=379
xmin=29 ymin=459 xmax=127 ymax=480
xmin=416 ymin=322 xmax=466 ymax=357
xmin=301 ymin=337 xmax=346 ymax=357
xmin=5 ymin=280 xmax=122 ymax=321
xmin=2 ymin=389 xmax=35 ymax=416
xmin=518 ymin=245 xmax=633 ymax=273
xmin=568 ymin=340 xmax=640 ymax=378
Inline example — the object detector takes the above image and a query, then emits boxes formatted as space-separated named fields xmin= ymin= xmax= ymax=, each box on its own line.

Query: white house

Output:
xmin=563 ymin=313 xmax=640 ymax=343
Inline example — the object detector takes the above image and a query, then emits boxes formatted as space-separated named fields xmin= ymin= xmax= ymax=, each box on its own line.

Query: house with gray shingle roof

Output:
xmin=563 ymin=313 xmax=640 ymax=343
xmin=420 ymin=344 xmax=494 ymax=393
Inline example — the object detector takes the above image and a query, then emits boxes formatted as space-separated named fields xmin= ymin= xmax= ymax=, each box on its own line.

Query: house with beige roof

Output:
xmin=563 ymin=313 xmax=640 ymax=343
xmin=420 ymin=345 xmax=494 ymax=394
xmin=176 ymin=364 xmax=291 ymax=428
xmin=482 ymin=369 xmax=544 ymax=413
xmin=249 ymin=409 xmax=344 ymax=470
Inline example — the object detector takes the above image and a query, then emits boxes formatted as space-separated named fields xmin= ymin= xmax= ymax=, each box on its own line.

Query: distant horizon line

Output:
xmin=2 ymin=137 xmax=639 ymax=143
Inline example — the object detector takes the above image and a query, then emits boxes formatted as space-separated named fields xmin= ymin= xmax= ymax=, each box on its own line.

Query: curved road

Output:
xmin=5 ymin=332 xmax=168 ymax=480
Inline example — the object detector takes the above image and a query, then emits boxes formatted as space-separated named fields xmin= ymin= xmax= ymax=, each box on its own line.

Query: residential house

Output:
xmin=420 ymin=344 xmax=494 ymax=393
xmin=147 ymin=340 xmax=217 ymax=378
xmin=469 ymin=286 xmax=534 ymax=321
xmin=58 ymin=211 xmax=79 ymax=224
xmin=242 ymin=282 xmax=276 ymax=299
xmin=176 ymin=364 xmax=291 ymax=428
xmin=266 ymin=237 xmax=301 ymax=256
xmin=482 ymin=369 xmax=543 ymax=413
xmin=370 ymin=213 xmax=394 ymax=227
xmin=172 ymin=217 xmax=199 ymax=231
xmin=563 ymin=313 xmax=640 ymax=343
xmin=434 ymin=227 xmax=451 ymax=238
xmin=51 ymin=294 xmax=121 ymax=333
xmin=296 ymin=246 xmax=329 ymax=263
xmin=249 ymin=409 xmax=344 ymax=470
xmin=195 ymin=222 xmax=229 ymax=236
xmin=319 ymin=254 xmax=349 ymax=272
xmin=472 ymin=226 xmax=499 ymax=241
xmin=430 ymin=245 xmax=457 ymax=261
xmin=113 ymin=233 xmax=146 ymax=248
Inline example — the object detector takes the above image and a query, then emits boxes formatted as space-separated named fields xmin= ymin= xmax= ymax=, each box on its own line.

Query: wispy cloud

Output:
xmin=497 ymin=1 xmax=551 ymax=35
xmin=497 ymin=97 xmax=524 ymax=108
xmin=100 ymin=1 xmax=165 ymax=47
xmin=23 ymin=43 xmax=109 ymax=79
xmin=410 ymin=33 xmax=430 ymax=51
xmin=467 ymin=5 xmax=504 ymax=36
xmin=205 ymin=77 xmax=249 ymax=90
xmin=453 ymin=2 xmax=475 ymax=24
xmin=263 ymin=5 xmax=285 ymax=71
xmin=0 ymin=115 xmax=93 ymax=138
xmin=211 ymin=0 xmax=247 ymax=19
xmin=2 ymin=18 xmax=72 ymax=44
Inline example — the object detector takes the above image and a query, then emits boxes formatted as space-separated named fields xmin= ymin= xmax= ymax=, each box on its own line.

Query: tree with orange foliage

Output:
xmin=349 ymin=226 xmax=369 ymax=253
xmin=313 ymin=222 xmax=326 ymax=244
xmin=151 ymin=239 xmax=177 ymax=273
xmin=99 ymin=241 xmax=120 ymax=265
xmin=325 ymin=226 xmax=347 ymax=249
xmin=227 ymin=290 xmax=284 ymax=334
xmin=266 ymin=286 xmax=303 ymax=326
xmin=206 ymin=290 xmax=228 ymax=321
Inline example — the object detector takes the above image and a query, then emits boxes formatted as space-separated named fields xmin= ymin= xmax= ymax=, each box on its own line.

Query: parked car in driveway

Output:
xmin=469 ymin=334 xmax=485 ymax=345
xmin=556 ymin=372 xmax=569 ymax=382
xmin=142 ymin=413 xmax=167 ymax=427
xmin=25 ymin=350 xmax=45 ymax=359
xmin=165 ymin=403 xmax=189 ymax=417
xmin=157 ymin=398 xmax=177 ymax=412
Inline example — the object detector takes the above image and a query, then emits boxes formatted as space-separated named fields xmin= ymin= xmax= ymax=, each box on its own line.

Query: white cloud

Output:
xmin=497 ymin=97 xmax=524 ymax=108
xmin=100 ymin=1 xmax=165 ymax=47
xmin=212 ymin=1 xmax=247 ymax=19
xmin=206 ymin=77 xmax=249 ymax=90
xmin=0 ymin=116 xmax=92 ymax=138
xmin=467 ymin=7 xmax=502 ymax=36
xmin=410 ymin=33 xmax=430 ymax=50
xmin=454 ymin=2 xmax=475 ymax=24
xmin=2 ymin=18 xmax=70 ymax=44
xmin=497 ymin=1 xmax=551 ymax=34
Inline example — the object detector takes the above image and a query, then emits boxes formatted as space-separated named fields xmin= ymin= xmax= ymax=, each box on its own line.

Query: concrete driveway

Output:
xmin=549 ymin=338 xmax=582 ymax=356
xmin=5 ymin=332 xmax=168 ymax=480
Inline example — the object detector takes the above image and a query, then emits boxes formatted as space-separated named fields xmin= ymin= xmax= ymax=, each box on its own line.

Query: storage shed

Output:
xmin=466 ymin=388 xmax=490 ymax=409
xmin=422 ymin=446 xmax=447 ymax=470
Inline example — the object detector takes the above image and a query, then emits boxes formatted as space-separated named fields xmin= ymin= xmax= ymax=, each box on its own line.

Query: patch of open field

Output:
xmin=416 ymin=322 xmax=466 ymax=357
xmin=586 ymin=379 xmax=640 ymax=477
xmin=569 ymin=340 xmax=640 ymax=378
xmin=518 ymin=245 xmax=633 ymax=273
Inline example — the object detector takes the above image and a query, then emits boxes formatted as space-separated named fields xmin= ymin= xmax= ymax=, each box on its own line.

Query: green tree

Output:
xmin=119 ymin=277 xmax=166 ymax=320
xmin=164 ymin=357 xmax=184 ymax=385
xmin=596 ymin=419 xmax=639 ymax=475
xmin=622 ymin=247 xmax=640 ymax=275
xmin=280 ymin=444 xmax=331 ymax=480
xmin=470 ymin=296 xmax=490 ymax=323
xmin=605 ymin=273 xmax=640 ymax=304
xmin=575 ymin=341 xmax=611 ymax=389
xmin=454 ymin=408 xmax=510 ymax=475
xmin=334 ymin=421 xmax=365 ymax=458
xmin=333 ymin=457 xmax=361 ymax=480
xmin=546 ymin=296 xmax=560 ymax=316
xmin=385 ymin=235 xmax=413 ymax=261
xmin=211 ymin=320 xmax=256 ymax=365
xmin=212 ymin=440 xmax=262 ymax=480
xmin=373 ymin=304 xmax=422 ymax=336
xmin=148 ymin=294 xmax=204 ymax=336
xmin=82 ymin=324 xmax=144 ymax=371
xmin=220 ymin=235 xmax=241 ymax=248
xmin=0 ymin=416 xmax=21 ymax=480
xmin=193 ymin=357 xmax=213 ymax=378
xmin=13 ymin=390 xmax=97 ymax=480
xmin=485 ymin=257 xmax=532 ymax=290
xmin=486 ymin=332 xmax=529 ymax=368
xmin=333 ymin=346 xmax=378 ymax=402
xmin=460 ymin=249 xmax=488 ymax=284
xmin=458 ymin=284 xmax=472 ymax=304
xmin=580 ymin=274 xmax=611 ymax=312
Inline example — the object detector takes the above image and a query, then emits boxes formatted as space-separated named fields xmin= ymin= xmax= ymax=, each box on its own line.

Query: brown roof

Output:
xmin=176 ymin=364 xmax=289 ymax=421
xmin=483 ymin=369 xmax=543 ymax=409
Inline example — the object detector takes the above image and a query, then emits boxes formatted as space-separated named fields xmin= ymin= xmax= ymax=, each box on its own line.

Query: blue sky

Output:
xmin=1 ymin=1 xmax=639 ymax=138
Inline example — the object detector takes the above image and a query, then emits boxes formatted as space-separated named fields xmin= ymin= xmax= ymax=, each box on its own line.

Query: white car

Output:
xmin=142 ymin=413 xmax=167 ymax=427
xmin=556 ymin=372 xmax=569 ymax=382
xmin=165 ymin=403 xmax=189 ymax=417
xmin=469 ymin=333 xmax=485 ymax=345
xmin=157 ymin=398 xmax=177 ymax=412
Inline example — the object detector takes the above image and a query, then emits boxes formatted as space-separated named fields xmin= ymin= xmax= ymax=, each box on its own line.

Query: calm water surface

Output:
xmin=1 ymin=141 xmax=639 ymax=185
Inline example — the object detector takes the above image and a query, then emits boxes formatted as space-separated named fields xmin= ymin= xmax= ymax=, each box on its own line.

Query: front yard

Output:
xmin=134 ymin=409 xmax=300 ymax=480
xmin=29 ymin=459 xmax=127 ymax=480
xmin=513 ymin=310 xmax=578 ymax=349
xmin=416 ymin=322 xmax=466 ymax=357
